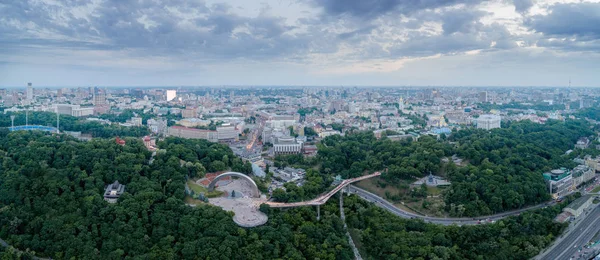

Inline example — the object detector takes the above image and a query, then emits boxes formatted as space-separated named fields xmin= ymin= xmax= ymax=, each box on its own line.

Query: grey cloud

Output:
xmin=440 ymin=10 xmax=487 ymax=35
xmin=312 ymin=0 xmax=487 ymax=19
xmin=337 ymin=26 xmax=376 ymax=40
xmin=388 ymin=32 xmax=491 ymax=57
xmin=0 ymin=0 xmax=325 ymax=62
xmin=513 ymin=0 xmax=534 ymax=14
xmin=527 ymin=3 xmax=600 ymax=39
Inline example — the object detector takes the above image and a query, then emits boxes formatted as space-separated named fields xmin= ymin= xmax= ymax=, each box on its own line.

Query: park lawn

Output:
xmin=187 ymin=180 xmax=224 ymax=198
xmin=188 ymin=180 xmax=208 ymax=193
xmin=592 ymin=186 xmax=600 ymax=193
xmin=184 ymin=196 xmax=204 ymax=206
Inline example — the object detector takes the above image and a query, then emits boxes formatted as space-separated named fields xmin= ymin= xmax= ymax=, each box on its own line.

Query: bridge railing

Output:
xmin=266 ymin=171 xmax=381 ymax=208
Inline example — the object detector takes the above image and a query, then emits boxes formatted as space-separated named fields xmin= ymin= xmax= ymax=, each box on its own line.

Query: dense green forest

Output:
xmin=343 ymin=195 xmax=566 ymax=259
xmin=575 ymin=107 xmax=600 ymax=121
xmin=0 ymin=111 xmax=149 ymax=137
xmin=0 ymin=131 xmax=351 ymax=259
xmin=317 ymin=119 xmax=592 ymax=216
xmin=445 ymin=119 xmax=592 ymax=216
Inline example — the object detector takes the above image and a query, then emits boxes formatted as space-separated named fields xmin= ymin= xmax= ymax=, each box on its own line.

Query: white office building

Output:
xmin=55 ymin=104 xmax=94 ymax=117
xmin=476 ymin=114 xmax=501 ymax=130
xmin=273 ymin=136 xmax=303 ymax=155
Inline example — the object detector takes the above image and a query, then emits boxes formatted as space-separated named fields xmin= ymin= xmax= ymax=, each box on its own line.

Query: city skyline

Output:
xmin=1 ymin=0 xmax=600 ymax=87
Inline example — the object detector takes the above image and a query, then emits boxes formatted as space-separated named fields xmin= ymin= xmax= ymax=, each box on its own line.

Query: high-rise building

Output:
xmin=26 ymin=83 xmax=33 ymax=100
xmin=166 ymin=90 xmax=177 ymax=101
xmin=131 ymin=88 xmax=144 ymax=99
xmin=478 ymin=91 xmax=488 ymax=103
xmin=181 ymin=107 xmax=197 ymax=118
xmin=93 ymin=87 xmax=106 ymax=106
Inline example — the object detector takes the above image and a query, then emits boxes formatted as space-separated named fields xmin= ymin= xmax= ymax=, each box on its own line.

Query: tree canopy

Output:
xmin=0 ymin=131 xmax=351 ymax=259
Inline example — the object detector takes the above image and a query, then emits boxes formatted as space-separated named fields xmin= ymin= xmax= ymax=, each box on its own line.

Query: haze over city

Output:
xmin=2 ymin=1 xmax=600 ymax=260
xmin=2 ymin=0 xmax=600 ymax=86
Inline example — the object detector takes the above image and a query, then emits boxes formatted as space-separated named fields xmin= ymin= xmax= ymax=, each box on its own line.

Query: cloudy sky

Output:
xmin=1 ymin=0 xmax=599 ymax=87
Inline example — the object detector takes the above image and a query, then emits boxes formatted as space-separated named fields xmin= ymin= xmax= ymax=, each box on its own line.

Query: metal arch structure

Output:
xmin=207 ymin=172 xmax=261 ymax=198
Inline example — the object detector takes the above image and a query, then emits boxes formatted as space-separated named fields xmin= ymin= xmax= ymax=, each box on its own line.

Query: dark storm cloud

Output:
xmin=312 ymin=0 xmax=487 ymax=19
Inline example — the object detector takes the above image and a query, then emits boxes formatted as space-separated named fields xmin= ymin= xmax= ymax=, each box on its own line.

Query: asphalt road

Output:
xmin=348 ymin=185 xmax=555 ymax=225
xmin=539 ymin=205 xmax=600 ymax=260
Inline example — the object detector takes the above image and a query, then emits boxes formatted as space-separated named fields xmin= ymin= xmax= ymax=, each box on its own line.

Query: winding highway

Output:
xmin=348 ymin=185 xmax=556 ymax=225
xmin=537 ymin=205 xmax=600 ymax=260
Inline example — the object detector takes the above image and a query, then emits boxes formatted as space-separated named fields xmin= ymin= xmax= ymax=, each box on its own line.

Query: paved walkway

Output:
xmin=339 ymin=192 xmax=362 ymax=260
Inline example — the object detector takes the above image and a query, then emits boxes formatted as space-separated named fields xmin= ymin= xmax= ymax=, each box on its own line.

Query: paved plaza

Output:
xmin=208 ymin=179 xmax=268 ymax=227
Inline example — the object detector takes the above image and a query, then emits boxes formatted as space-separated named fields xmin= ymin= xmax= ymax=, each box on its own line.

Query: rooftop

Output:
xmin=566 ymin=195 xmax=593 ymax=211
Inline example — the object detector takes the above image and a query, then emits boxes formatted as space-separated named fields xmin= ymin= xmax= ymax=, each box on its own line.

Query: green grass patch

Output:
xmin=187 ymin=180 xmax=224 ymax=198
xmin=592 ymin=186 xmax=600 ymax=193
xmin=185 ymin=196 xmax=205 ymax=206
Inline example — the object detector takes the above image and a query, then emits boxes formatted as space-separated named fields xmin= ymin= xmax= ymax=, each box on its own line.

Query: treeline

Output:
xmin=100 ymin=108 xmax=181 ymax=126
xmin=0 ymin=111 xmax=149 ymax=137
xmin=445 ymin=119 xmax=592 ymax=216
xmin=575 ymin=107 xmax=600 ymax=121
xmin=344 ymin=195 xmax=566 ymax=259
xmin=0 ymin=131 xmax=352 ymax=259
xmin=317 ymin=119 xmax=592 ymax=216
xmin=158 ymin=137 xmax=252 ymax=174
xmin=318 ymin=132 xmax=453 ymax=181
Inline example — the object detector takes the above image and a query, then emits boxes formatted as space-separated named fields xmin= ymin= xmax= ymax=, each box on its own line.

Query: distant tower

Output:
xmin=26 ymin=83 xmax=33 ymax=100
xmin=93 ymin=87 xmax=106 ymax=106
xmin=56 ymin=113 xmax=60 ymax=134
xmin=10 ymin=115 xmax=15 ymax=129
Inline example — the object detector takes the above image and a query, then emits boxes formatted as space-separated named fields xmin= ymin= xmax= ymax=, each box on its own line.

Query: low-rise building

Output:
xmin=177 ymin=118 xmax=211 ymax=128
xmin=104 ymin=180 xmax=125 ymax=203
xmin=55 ymin=104 xmax=94 ymax=117
xmin=476 ymin=114 xmax=501 ymax=130
xmin=217 ymin=125 xmax=238 ymax=141
xmin=575 ymin=137 xmax=590 ymax=149
xmin=564 ymin=195 xmax=594 ymax=218
xmin=543 ymin=168 xmax=573 ymax=198
xmin=572 ymin=164 xmax=595 ymax=188
xmin=318 ymin=129 xmax=342 ymax=138
xmin=147 ymin=118 xmax=168 ymax=135
xmin=168 ymin=126 xmax=218 ymax=142
xmin=181 ymin=107 xmax=198 ymax=118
